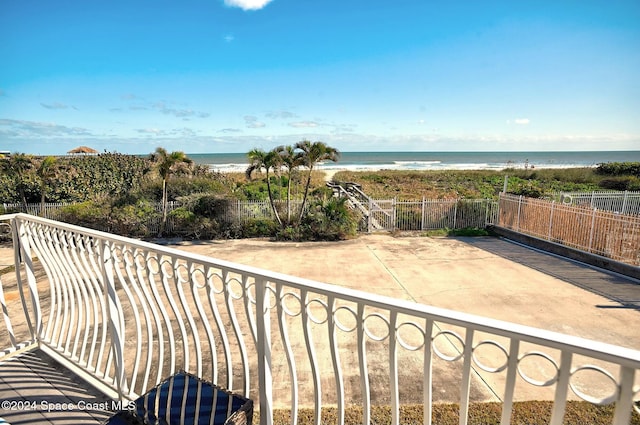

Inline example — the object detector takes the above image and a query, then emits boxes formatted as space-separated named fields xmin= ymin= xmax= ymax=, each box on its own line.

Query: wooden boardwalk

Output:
xmin=0 ymin=349 xmax=113 ymax=424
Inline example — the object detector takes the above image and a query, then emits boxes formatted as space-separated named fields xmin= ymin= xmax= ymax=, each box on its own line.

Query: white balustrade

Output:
xmin=0 ymin=213 xmax=639 ymax=425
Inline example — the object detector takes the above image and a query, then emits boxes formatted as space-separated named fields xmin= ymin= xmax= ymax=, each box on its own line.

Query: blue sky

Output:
xmin=1 ymin=0 xmax=639 ymax=155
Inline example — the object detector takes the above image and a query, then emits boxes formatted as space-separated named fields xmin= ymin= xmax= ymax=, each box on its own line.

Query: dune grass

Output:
xmin=332 ymin=168 xmax=607 ymax=200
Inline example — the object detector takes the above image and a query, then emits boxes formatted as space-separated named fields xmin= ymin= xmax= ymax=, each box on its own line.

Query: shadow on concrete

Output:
xmin=462 ymin=236 xmax=640 ymax=311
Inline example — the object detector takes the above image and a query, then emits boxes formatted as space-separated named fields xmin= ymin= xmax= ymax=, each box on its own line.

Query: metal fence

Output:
xmin=1 ymin=201 xmax=181 ymax=235
xmin=498 ymin=193 xmax=640 ymax=266
xmin=0 ymin=199 xmax=497 ymax=234
xmin=547 ymin=191 xmax=640 ymax=216
xmin=374 ymin=198 xmax=499 ymax=232
xmin=1 ymin=202 xmax=68 ymax=220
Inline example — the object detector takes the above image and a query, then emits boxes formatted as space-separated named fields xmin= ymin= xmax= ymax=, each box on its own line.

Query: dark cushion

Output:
xmin=105 ymin=371 xmax=252 ymax=425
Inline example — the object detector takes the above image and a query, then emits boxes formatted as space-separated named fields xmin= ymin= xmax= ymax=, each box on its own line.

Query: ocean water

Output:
xmin=189 ymin=151 xmax=640 ymax=173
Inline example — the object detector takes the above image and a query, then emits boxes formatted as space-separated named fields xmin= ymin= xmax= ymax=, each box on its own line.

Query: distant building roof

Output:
xmin=68 ymin=146 xmax=98 ymax=154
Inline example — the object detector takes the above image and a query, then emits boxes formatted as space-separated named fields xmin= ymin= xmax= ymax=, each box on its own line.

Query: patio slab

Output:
xmin=170 ymin=234 xmax=640 ymax=404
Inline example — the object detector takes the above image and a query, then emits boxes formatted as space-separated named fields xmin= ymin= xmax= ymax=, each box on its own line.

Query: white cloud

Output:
xmin=514 ymin=118 xmax=530 ymax=125
xmin=289 ymin=121 xmax=318 ymax=128
xmin=136 ymin=128 xmax=165 ymax=135
xmin=224 ymin=34 xmax=235 ymax=43
xmin=0 ymin=118 xmax=93 ymax=137
xmin=223 ymin=0 xmax=273 ymax=11
xmin=265 ymin=110 xmax=297 ymax=119
xmin=244 ymin=115 xmax=266 ymax=128
xmin=126 ymin=100 xmax=210 ymax=119
xmin=40 ymin=102 xmax=71 ymax=110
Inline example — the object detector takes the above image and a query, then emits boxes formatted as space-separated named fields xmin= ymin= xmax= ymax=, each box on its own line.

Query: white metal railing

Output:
xmin=1 ymin=213 xmax=639 ymax=425
xmin=548 ymin=191 xmax=640 ymax=216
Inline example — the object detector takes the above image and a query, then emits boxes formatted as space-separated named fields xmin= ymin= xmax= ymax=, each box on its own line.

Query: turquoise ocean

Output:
xmin=189 ymin=151 xmax=640 ymax=173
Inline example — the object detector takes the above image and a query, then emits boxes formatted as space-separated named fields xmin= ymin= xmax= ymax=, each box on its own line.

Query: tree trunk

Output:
xmin=265 ymin=171 xmax=283 ymax=227
xmin=18 ymin=184 xmax=27 ymax=213
xmin=286 ymin=173 xmax=292 ymax=225
xmin=160 ymin=178 xmax=167 ymax=237
xmin=40 ymin=182 xmax=46 ymax=217
xmin=298 ymin=168 xmax=313 ymax=224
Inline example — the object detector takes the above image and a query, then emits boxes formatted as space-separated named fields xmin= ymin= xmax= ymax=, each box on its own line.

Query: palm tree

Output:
xmin=1 ymin=153 xmax=34 ymax=211
xmin=295 ymin=140 xmax=340 ymax=223
xmin=274 ymin=145 xmax=303 ymax=225
xmin=36 ymin=156 xmax=58 ymax=216
xmin=246 ymin=148 xmax=283 ymax=227
xmin=150 ymin=147 xmax=192 ymax=236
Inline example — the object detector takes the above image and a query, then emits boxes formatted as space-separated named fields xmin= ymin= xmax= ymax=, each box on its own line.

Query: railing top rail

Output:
xmin=9 ymin=213 xmax=640 ymax=369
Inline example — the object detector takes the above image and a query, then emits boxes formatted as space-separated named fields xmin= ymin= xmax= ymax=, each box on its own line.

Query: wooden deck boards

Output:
xmin=0 ymin=349 xmax=113 ymax=424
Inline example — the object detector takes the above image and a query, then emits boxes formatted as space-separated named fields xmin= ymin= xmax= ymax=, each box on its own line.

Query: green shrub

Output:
xmin=596 ymin=161 xmax=640 ymax=177
xmin=59 ymin=201 xmax=111 ymax=231
xmin=275 ymin=225 xmax=305 ymax=241
xmin=166 ymin=177 xmax=233 ymax=200
xmin=299 ymin=197 xmax=358 ymax=241
xmin=599 ymin=176 xmax=640 ymax=191
xmin=191 ymin=195 xmax=234 ymax=220
xmin=110 ymin=200 xmax=159 ymax=237
xmin=448 ymin=227 xmax=489 ymax=236
xmin=242 ymin=219 xmax=277 ymax=238
xmin=508 ymin=183 xmax=544 ymax=198
xmin=168 ymin=207 xmax=219 ymax=239
xmin=241 ymin=177 xmax=289 ymax=201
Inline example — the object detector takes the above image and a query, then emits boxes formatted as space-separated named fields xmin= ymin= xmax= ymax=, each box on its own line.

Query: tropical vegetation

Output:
xmin=1 ymin=150 xmax=638 ymax=241
xmin=245 ymin=141 xmax=345 ymax=240
xmin=0 ymin=141 xmax=355 ymax=241
xmin=149 ymin=147 xmax=193 ymax=236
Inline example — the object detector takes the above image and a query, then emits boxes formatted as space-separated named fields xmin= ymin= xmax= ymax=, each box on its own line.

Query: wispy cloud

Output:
xmin=224 ymin=34 xmax=235 ymax=43
xmin=135 ymin=127 xmax=201 ymax=137
xmin=223 ymin=0 xmax=274 ymax=11
xmin=136 ymin=128 xmax=166 ymax=135
xmin=219 ymin=128 xmax=242 ymax=133
xmin=175 ymin=127 xmax=198 ymax=138
xmin=329 ymin=123 xmax=356 ymax=134
xmin=244 ymin=115 xmax=266 ymax=128
xmin=0 ymin=118 xmax=93 ymax=137
xmin=153 ymin=101 xmax=210 ymax=119
xmin=513 ymin=118 xmax=530 ymax=125
xmin=265 ymin=110 xmax=297 ymax=119
xmin=40 ymin=102 xmax=74 ymax=110
xmin=288 ymin=121 xmax=319 ymax=128
xmin=116 ymin=98 xmax=210 ymax=119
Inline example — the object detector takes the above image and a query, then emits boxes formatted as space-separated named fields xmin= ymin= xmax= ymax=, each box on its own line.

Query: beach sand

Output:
xmin=321 ymin=169 xmax=340 ymax=182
